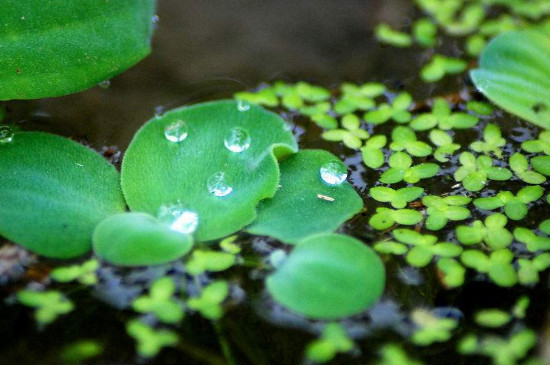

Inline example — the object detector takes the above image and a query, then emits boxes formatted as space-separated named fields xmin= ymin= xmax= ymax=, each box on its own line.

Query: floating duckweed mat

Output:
xmin=3 ymin=1 xmax=550 ymax=364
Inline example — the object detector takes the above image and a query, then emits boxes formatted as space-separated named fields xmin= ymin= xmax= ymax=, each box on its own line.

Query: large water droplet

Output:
xmin=158 ymin=203 xmax=199 ymax=234
xmin=164 ymin=120 xmax=188 ymax=143
xmin=224 ymin=127 xmax=251 ymax=153
xmin=207 ymin=172 xmax=233 ymax=197
xmin=98 ymin=80 xmax=110 ymax=89
xmin=237 ymin=100 xmax=250 ymax=112
xmin=0 ymin=126 xmax=14 ymax=144
xmin=320 ymin=161 xmax=347 ymax=186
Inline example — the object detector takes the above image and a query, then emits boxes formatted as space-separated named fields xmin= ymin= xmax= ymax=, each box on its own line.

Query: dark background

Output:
xmin=6 ymin=0 xmax=418 ymax=149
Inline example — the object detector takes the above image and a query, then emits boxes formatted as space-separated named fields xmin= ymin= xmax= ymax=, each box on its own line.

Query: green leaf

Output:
xmin=305 ymin=323 xmax=354 ymax=363
xmin=470 ymin=31 xmax=550 ymax=129
xmin=374 ymin=241 xmax=408 ymax=255
xmin=510 ymin=153 xmax=546 ymax=184
xmin=362 ymin=147 xmax=386 ymax=169
xmin=364 ymin=104 xmax=394 ymax=125
xmin=187 ymin=281 xmax=229 ymax=320
xmin=266 ymin=234 xmax=385 ymax=319
xmin=93 ymin=213 xmax=194 ymax=266
xmin=126 ymin=320 xmax=178 ymax=358
xmin=532 ymin=155 xmax=550 ymax=176
xmin=437 ymin=259 xmax=465 ymax=288
xmin=246 ymin=150 xmax=362 ymax=244
xmin=0 ymin=0 xmax=156 ymax=100
xmin=375 ymin=24 xmax=412 ymax=47
xmin=406 ymin=246 xmax=434 ymax=267
xmin=185 ymin=250 xmax=236 ymax=276
xmin=132 ymin=277 xmax=184 ymax=324
xmin=370 ymin=186 xmax=423 ymax=209
xmin=421 ymin=55 xmax=467 ymax=82
xmin=456 ymin=225 xmax=484 ymax=246
xmin=0 ymin=132 xmax=125 ymax=258
xmin=474 ymin=309 xmax=511 ymax=328
xmin=51 ymin=259 xmax=98 ymax=285
xmin=121 ymin=100 xmax=298 ymax=241
xmin=361 ymin=135 xmax=387 ymax=169
xmin=369 ymin=208 xmax=423 ymax=230
xmin=393 ymin=209 xmax=424 ymax=226
xmin=413 ymin=18 xmax=437 ymax=47
xmin=18 ymin=290 xmax=74 ymax=325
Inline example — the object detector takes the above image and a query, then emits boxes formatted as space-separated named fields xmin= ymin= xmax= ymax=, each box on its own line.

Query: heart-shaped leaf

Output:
xmin=470 ymin=31 xmax=550 ymax=129
xmin=93 ymin=213 xmax=193 ymax=266
xmin=1 ymin=0 xmax=156 ymax=100
xmin=121 ymin=100 xmax=298 ymax=241
xmin=266 ymin=234 xmax=385 ymax=319
xmin=246 ymin=150 xmax=362 ymax=244
xmin=0 ymin=132 xmax=125 ymax=258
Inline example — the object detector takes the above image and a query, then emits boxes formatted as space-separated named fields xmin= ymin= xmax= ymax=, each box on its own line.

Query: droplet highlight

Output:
xmin=0 ymin=126 xmax=14 ymax=144
xmin=237 ymin=100 xmax=250 ymax=112
xmin=320 ymin=161 xmax=347 ymax=186
xmin=224 ymin=127 xmax=251 ymax=153
xmin=207 ymin=172 xmax=233 ymax=197
xmin=158 ymin=203 xmax=199 ymax=234
xmin=164 ymin=120 xmax=188 ymax=143
xmin=98 ymin=80 xmax=111 ymax=89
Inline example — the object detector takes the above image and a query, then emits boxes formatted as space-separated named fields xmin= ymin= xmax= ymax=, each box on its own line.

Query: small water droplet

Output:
xmin=224 ymin=127 xmax=251 ymax=153
xmin=154 ymin=106 xmax=165 ymax=119
xmin=158 ymin=202 xmax=198 ymax=234
xmin=0 ymin=126 xmax=14 ymax=144
xmin=207 ymin=172 xmax=233 ymax=197
xmin=164 ymin=120 xmax=188 ymax=143
xmin=269 ymin=249 xmax=287 ymax=268
xmin=320 ymin=161 xmax=347 ymax=186
xmin=98 ymin=80 xmax=110 ymax=89
xmin=237 ymin=100 xmax=250 ymax=112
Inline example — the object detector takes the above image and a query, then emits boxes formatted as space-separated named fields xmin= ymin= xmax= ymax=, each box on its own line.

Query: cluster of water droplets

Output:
xmin=157 ymin=202 xmax=199 ymax=234
xmin=0 ymin=126 xmax=14 ymax=144
xmin=320 ymin=161 xmax=348 ymax=186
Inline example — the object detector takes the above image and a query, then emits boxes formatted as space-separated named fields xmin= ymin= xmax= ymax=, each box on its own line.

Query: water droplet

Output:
xmin=154 ymin=106 xmax=165 ymax=119
xmin=164 ymin=120 xmax=188 ymax=143
xmin=269 ymin=249 xmax=287 ymax=268
xmin=207 ymin=172 xmax=233 ymax=197
xmin=98 ymin=80 xmax=110 ymax=89
xmin=237 ymin=100 xmax=250 ymax=112
xmin=0 ymin=126 xmax=14 ymax=144
xmin=158 ymin=203 xmax=199 ymax=234
xmin=320 ymin=161 xmax=347 ymax=186
xmin=224 ymin=127 xmax=251 ymax=153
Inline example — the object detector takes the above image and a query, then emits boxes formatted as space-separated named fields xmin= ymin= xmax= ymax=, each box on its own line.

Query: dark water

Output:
xmin=2 ymin=1 xmax=550 ymax=365
xmin=3 ymin=0 xmax=421 ymax=149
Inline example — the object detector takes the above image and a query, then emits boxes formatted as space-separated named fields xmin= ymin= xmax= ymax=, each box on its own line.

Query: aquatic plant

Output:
xmin=0 ymin=0 xmax=156 ymax=100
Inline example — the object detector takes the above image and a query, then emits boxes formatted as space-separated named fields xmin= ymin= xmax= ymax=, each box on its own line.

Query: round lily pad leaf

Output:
xmin=93 ymin=213 xmax=193 ymax=266
xmin=470 ymin=31 xmax=550 ymax=129
xmin=1 ymin=0 xmax=156 ymax=100
xmin=246 ymin=150 xmax=363 ymax=244
xmin=0 ymin=132 xmax=126 ymax=258
xmin=267 ymin=234 xmax=385 ymax=319
xmin=121 ymin=100 xmax=298 ymax=242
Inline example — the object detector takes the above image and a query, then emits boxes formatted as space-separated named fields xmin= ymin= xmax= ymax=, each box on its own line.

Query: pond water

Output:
xmin=2 ymin=1 xmax=550 ymax=365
